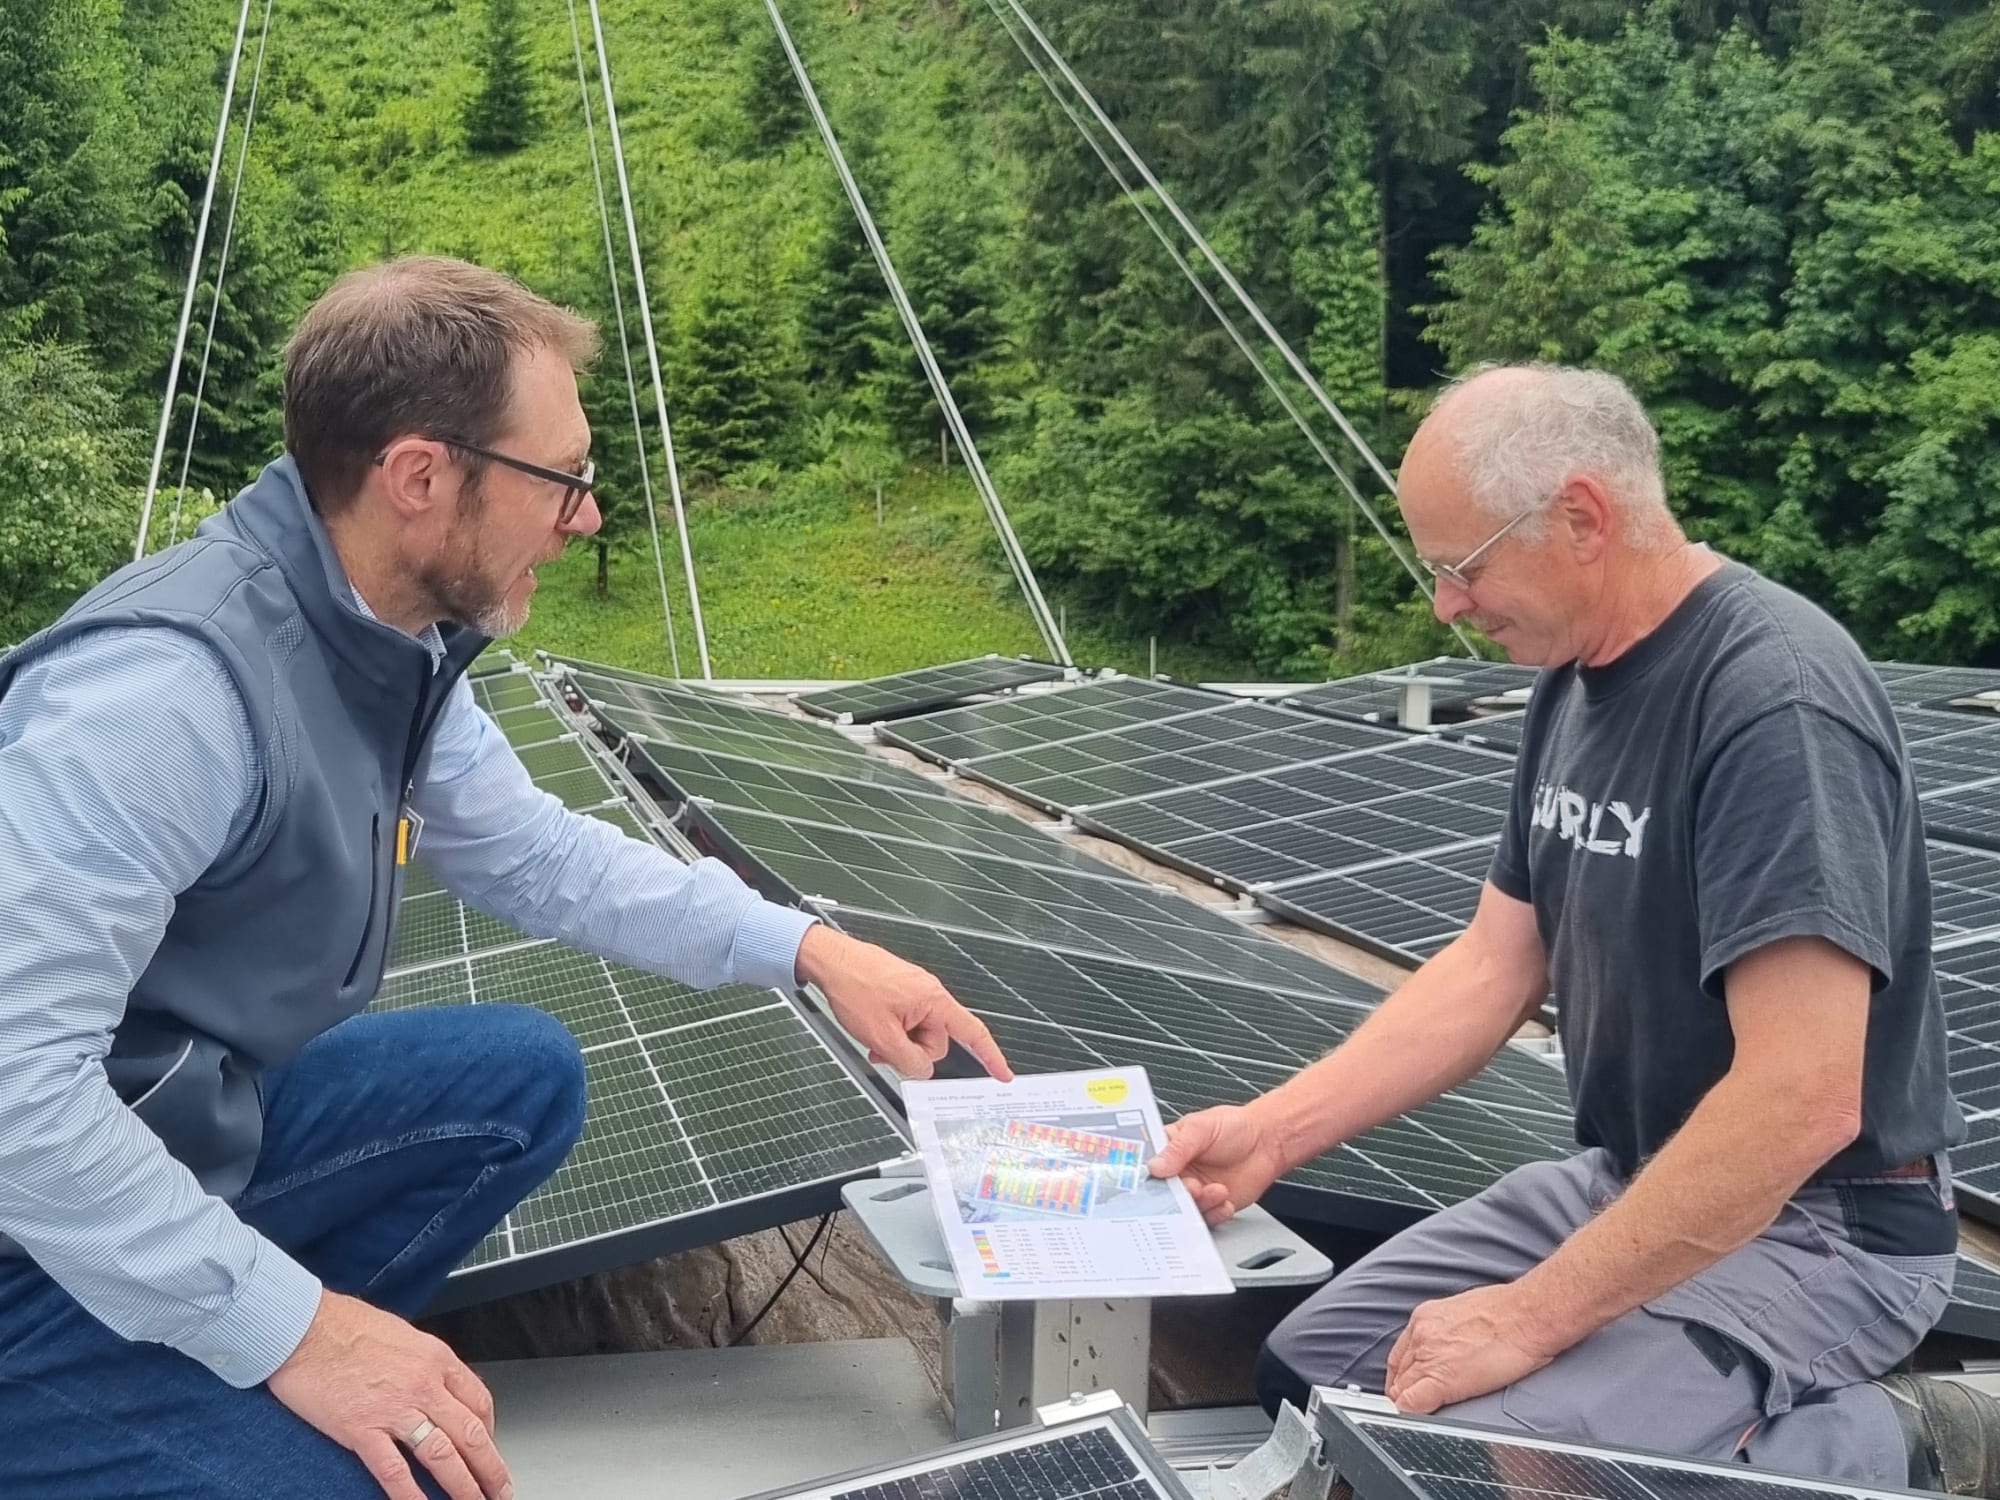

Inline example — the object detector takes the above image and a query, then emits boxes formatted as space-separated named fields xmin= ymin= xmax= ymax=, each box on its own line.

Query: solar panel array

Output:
xmin=560 ymin=659 xmax=1586 ymax=1232
xmin=883 ymin=674 xmax=1514 ymax=962
xmin=1259 ymin=841 xmax=1499 ymax=966
xmin=876 ymin=657 xmax=2000 ymax=1252
xmin=1932 ymin=937 xmax=2000 ymax=1216
xmin=1283 ymin=658 xmax=1538 ymax=725
xmin=1079 ymin=740 xmax=1512 ymax=900
xmin=1900 ymin=707 xmax=2000 ymax=852
xmin=1875 ymin=661 xmax=2000 ymax=709
xmin=379 ymin=669 xmax=908 ymax=1306
xmin=1928 ymin=845 xmax=2000 ymax=942
xmin=880 ymin=677 xmax=1231 ymax=764
xmin=793 ymin=654 xmax=1069 ymax=724
xmin=942 ymin=703 xmax=1408 ymax=814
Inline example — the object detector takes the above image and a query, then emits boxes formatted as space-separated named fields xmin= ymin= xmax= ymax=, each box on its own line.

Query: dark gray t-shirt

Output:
xmin=1492 ymin=557 xmax=1962 ymax=1191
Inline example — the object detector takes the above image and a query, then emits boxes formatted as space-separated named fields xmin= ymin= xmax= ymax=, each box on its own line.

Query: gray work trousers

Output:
xmin=1265 ymin=1149 xmax=1957 ymax=1485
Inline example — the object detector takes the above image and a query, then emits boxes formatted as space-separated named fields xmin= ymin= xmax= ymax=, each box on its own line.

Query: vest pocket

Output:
xmin=107 ymin=1026 xmax=266 ymax=1200
xmin=341 ymin=813 xmax=382 ymax=989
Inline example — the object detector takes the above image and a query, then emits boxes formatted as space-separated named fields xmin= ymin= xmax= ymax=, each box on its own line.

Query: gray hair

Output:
xmin=1430 ymin=363 xmax=1677 ymax=551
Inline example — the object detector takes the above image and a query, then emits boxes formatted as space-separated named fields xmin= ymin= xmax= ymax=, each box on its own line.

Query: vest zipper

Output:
xmin=342 ymin=812 xmax=382 ymax=988
xmin=367 ymin=654 xmax=475 ymax=996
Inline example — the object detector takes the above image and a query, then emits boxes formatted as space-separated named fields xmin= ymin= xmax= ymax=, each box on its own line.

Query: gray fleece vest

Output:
xmin=0 ymin=455 xmax=486 ymax=1204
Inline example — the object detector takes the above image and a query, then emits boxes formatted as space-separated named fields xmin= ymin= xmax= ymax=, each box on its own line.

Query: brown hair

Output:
xmin=282 ymin=256 xmax=599 ymax=514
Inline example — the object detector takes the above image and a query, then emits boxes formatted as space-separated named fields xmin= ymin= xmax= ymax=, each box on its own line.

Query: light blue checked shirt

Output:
xmin=0 ymin=611 xmax=818 ymax=1389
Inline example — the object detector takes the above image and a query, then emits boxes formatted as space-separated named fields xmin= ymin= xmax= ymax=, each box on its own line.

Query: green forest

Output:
xmin=3 ymin=0 xmax=1998 ymax=679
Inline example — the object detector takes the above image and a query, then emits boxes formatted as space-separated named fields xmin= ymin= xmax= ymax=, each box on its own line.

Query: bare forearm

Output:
xmin=1251 ymin=933 xmax=1539 ymax=1172
xmin=1513 ymin=1070 xmax=1853 ymax=1347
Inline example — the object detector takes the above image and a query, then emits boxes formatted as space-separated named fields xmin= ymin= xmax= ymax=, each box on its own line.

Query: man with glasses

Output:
xmin=0 ymin=256 xmax=1010 ymax=1500
xmin=1155 ymin=364 xmax=1992 ymax=1492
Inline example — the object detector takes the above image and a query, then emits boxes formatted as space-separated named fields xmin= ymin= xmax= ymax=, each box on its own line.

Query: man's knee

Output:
xmin=464 ymin=1004 xmax=587 ymax=1153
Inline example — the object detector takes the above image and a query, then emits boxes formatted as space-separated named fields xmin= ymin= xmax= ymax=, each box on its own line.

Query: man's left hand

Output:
xmin=1385 ymin=1283 xmax=1563 ymax=1413
xmin=795 ymin=924 xmax=1012 ymax=1082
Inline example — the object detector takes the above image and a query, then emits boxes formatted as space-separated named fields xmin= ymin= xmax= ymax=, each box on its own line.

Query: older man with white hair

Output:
xmin=1154 ymin=363 xmax=1998 ymax=1492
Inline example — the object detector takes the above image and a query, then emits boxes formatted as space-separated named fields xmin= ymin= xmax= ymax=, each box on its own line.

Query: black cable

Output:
xmin=729 ymin=1212 xmax=833 ymax=1347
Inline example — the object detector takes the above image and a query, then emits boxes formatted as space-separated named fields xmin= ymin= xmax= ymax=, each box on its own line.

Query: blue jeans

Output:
xmin=0 ymin=1005 xmax=587 ymax=1498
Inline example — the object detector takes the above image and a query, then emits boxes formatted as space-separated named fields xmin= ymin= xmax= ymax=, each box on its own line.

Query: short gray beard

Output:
xmin=416 ymin=472 xmax=531 ymax=638
xmin=421 ymin=559 xmax=526 ymax=638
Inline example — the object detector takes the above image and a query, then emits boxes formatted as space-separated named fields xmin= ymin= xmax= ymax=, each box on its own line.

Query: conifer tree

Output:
xmin=669 ymin=285 xmax=784 ymax=478
xmin=740 ymin=23 xmax=808 ymax=155
xmin=464 ymin=0 xmax=537 ymax=154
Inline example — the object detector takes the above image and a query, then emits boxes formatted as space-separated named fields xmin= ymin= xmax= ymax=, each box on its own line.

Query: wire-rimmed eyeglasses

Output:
xmin=1419 ymin=506 xmax=1534 ymax=592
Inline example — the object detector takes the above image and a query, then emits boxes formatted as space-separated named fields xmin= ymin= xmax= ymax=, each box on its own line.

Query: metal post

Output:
xmin=135 ymin=0 xmax=256 ymax=560
xmin=1399 ymin=677 xmax=1434 ymax=730
xmin=584 ymin=0 xmax=714 ymax=678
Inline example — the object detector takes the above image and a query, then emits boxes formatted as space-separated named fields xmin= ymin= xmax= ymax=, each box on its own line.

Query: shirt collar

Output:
xmin=349 ymin=587 xmax=448 ymax=674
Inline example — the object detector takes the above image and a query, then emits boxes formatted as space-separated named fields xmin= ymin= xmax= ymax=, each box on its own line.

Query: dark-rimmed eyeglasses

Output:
xmin=1419 ymin=506 xmax=1534 ymax=593
xmin=373 ymin=437 xmax=597 ymax=526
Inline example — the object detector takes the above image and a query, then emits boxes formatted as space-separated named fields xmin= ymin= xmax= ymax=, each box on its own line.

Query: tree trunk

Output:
xmin=596 ymin=540 xmax=609 ymax=600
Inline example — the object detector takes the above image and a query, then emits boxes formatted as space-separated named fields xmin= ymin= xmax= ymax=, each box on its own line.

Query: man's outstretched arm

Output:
xmin=1151 ymin=880 xmax=1548 ymax=1222
xmin=413 ymin=678 xmax=1008 ymax=1079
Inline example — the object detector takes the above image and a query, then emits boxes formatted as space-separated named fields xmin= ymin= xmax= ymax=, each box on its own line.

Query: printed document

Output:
xmin=902 ymin=1066 xmax=1233 ymax=1300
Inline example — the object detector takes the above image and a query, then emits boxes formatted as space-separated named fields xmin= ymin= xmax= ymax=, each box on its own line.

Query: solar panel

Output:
xmin=580 ymin=669 xmax=1614 ymax=1228
xmin=882 ymin=669 xmax=1517 ymax=965
xmin=570 ymin=667 xmax=953 ymax=790
xmin=1927 ymin=843 xmax=2000 ymax=941
xmin=952 ymin=702 xmax=1408 ymax=813
xmin=673 ymin=798 xmax=1356 ymax=1000
xmin=470 ymin=669 xmax=544 ymax=714
xmin=376 ymin=676 xmax=908 ymax=1306
xmin=1909 ymin=730 xmax=2000 ymax=796
xmin=1876 ymin=662 xmax=2000 ymax=709
xmin=1942 ymin=1252 xmax=2000 ymax=1340
xmin=630 ymin=738 xmax=1141 ymax=884
xmin=879 ymin=677 xmax=1231 ymax=765
xmin=1257 ymin=842 xmax=1499 ymax=964
xmin=1318 ymin=1398 xmax=1919 ymax=1500
xmin=1077 ymin=741 xmax=1513 ymax=892
xmin=1899 ymin=706 xmax=1990 ymax=745
xmin=1927 ymin=939 xmax=2000 ymax=1220
xmin=793 ymin=655 xmax=1069 ymax=724
xmin=1912 ymin=668 xmax=2000 ymax=708
xmin=413 ymin=965 xmax=907 ymax=1305
xmin=831 ymin=909 xmax=1576 ymax=1231
xmin=1283 ymin=658 xmax=1538 ymax=725
xmin=1927 ymin=787 xmax=2000 ymax=853
xmin=749 ymin=1407 xmax=1192 ymax=1500
xmin=469 ymin=648 xmax=520 ymax=678
xmin=557 ymin=659 xmax=883 ymax=752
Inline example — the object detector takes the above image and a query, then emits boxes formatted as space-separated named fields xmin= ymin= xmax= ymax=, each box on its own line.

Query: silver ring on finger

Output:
xmin=405 ymin=1418 xmax=439 ymax=1449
